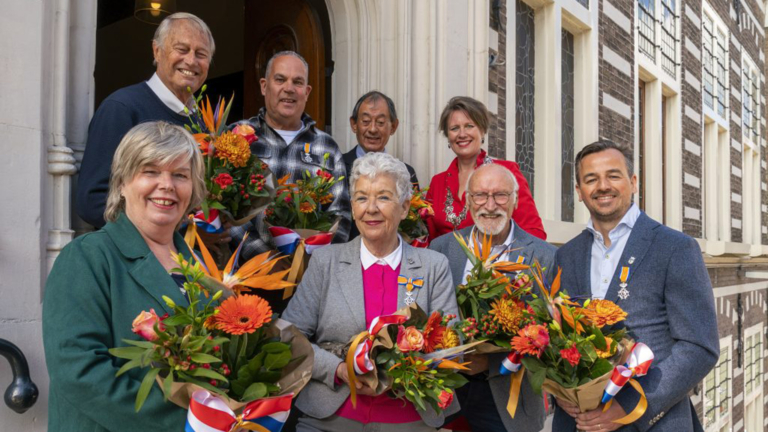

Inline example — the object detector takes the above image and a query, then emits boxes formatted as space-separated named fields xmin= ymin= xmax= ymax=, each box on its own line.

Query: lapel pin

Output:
xmin=628 ymin=256 xmax=635 ymax=264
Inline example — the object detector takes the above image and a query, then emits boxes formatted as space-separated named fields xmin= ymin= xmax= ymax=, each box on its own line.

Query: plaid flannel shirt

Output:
xmin=230 ymin=108 xmax=351 ymax=260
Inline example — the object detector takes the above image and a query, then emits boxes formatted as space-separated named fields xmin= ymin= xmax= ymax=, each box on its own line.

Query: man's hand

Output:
xmin=555 ymin=397 xmax=581 ymax=418
xmin=335 ymin=362 xmax=378 ymax=396
xmin=464 ymin=354 xmax=489 ymax=375
xmin=574 ymin=402 xmax=627 ymax=431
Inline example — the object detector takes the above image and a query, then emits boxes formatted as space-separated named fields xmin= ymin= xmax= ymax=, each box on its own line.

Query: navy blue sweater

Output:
xmin=76 ymin=82 xmax=188 ymax=227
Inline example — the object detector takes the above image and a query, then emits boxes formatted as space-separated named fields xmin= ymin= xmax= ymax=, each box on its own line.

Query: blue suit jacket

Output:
xmin=552 ymin=212 xmax=718 ymax=431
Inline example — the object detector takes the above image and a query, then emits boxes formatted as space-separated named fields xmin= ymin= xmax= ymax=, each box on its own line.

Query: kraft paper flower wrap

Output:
xmin=344 ymin=303 xmax=484 ymax=413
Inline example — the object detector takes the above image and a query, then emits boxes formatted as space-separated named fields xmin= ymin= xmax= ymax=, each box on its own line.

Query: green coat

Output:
xmin=43 ymin=213 xmax=191 ymax=432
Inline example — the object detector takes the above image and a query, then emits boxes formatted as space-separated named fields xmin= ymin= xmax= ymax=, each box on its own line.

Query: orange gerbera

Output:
xmin=434 ymin=328 xmax=459 ymax=350
xmin=510 ymin=324 xmax=550 ymax=357
xmin=214 ymin=131 xmax=251 ymax=168
xmin=299 ymin=202 xmax=316 ymax=213
xmin=422 ymin=312 xmax=447 ymax=353
xmin=213 ymin=295 xmax=272 ymax=335
xmin=489 ymin=295 xmax=525 ymax=334
xmin=581 ymin=299 xmax=627 ymax=328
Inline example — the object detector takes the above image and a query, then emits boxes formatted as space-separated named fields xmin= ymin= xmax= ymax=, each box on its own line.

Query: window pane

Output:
xmin=515 ymin=0 xmax=536 ymax=193
xmin=561 ymin=29 xmax=575 ymax=222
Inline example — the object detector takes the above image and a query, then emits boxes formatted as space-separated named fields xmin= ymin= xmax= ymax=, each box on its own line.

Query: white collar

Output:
xmin=355 ymin=145 xmax=367 ymax=158
xmin=471 ymin=220 xmax=516 ymax=249
xmin=360 ymin=236 xmax=403 ymax=270
xmin=146 ymin=73 xmax=191 ymax=115
xmin=586 ymin=203 xmax=641 ymax=238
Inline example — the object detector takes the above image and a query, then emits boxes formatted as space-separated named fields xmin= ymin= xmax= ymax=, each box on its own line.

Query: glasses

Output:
xmin=469 ymin=192 xmax=513 ymax=205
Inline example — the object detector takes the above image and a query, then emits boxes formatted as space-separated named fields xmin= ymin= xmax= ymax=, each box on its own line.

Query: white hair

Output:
xmin=153 ymin=13 xmax=215 ymax=65
xmin=466 ymin=163 xmax=519 ymax=204
xmin=350 ymin=152 xmax=412 ymax=204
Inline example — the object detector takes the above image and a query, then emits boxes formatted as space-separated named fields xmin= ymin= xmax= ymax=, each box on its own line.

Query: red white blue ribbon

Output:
xmin=185 ymin=389 xmax=292 ymax=432
xmin=409 ymin=237 xmax=429 ymax=248
xmin=194 ymin=209 xmax=224 ymax=234
xmin=601 ymin=343 xmax=654 ymax=404
xmin=268 ymin=226 xmax=333 ymax=256
xmin=352 ymin=314 xmax=408 ymax=375
xmin=499 ymin=351 xmax=523 ymax=376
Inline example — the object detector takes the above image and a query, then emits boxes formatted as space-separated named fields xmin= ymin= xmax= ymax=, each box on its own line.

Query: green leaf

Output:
xmin=262 ymin=342 xmax=290 ymax=354
xmin=162 ymin=314 xmax=194 ymax=327
xmin=242 ymin=382 xmax=268 ymax=402
xmin=121 ymin=339 xmax=156 ymax=349
xmin=529 ymin=368 xmax=546 ymax=396
xmin=115 ymin=357 xmax=144 ymax=377
xmin=252 ymin=370 xmax=282 ymax=383
xmin=246 ymin=352 xmax=266 ymax=373
xmin=190 ymin=368 xmax=228 ymax=382
xmin=264 ymin=351 xmax=292 ymax=370
xmin=190 ymin=353 xmax=222 ymax=364
xmin=590 ymin=326 xmax=607 ymax=351
xmin=109 ymin=346 xmax=148 ymax=360
xmin=590 ymin=358 xmax=614 ymax=379
xmin=163 ymin=371 xmax=175 ymax=400
xmin=521 ymin=357 xmax=545 ymax=373
xmin=135 ymin=368 xmax=160 ymax=412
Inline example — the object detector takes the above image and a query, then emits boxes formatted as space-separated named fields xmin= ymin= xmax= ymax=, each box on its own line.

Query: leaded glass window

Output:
xmin=743 ymin=63 xmax=759 ymax=144
xmin=703 ymin=346 xmax=732 ymax=430
xmin=561 ymin=30 xmax=575 ymax=222
xmin=638 ymin=0 xmax=656 ymax=60
xmin=515 ymin=0 xmax=535 ymax=192
xmin=660 ymin=0 xmax=676 ymax=76
xmin=744 ymin=331 xmax=762 ymax=395
xmin=702 ymin=14 xmax=715 ymax=110
xmin=703 ymin=12 xmax=728 ymax=119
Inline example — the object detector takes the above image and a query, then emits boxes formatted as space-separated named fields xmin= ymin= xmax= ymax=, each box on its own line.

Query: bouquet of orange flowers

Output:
xmin=398 ymin=187 xmax=434 ymax=248
xmin=506 ymin=264 xmax=651 ymax=424
xmin=108 ymin=222 xmax=312 ymax=419
xmin=451 ymin=232 xmax=532 ymax=353
xmin=186 ymin=86 xmax=275 ymax=228
xmin=346 ymin=304 xmax=483 ymax=414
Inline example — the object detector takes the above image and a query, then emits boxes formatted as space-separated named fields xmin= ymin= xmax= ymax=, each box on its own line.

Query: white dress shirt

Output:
xmin=461 ymin=222 xmax=516 ymax=284
xmin=146 ymin=73 xmax=192 ymax=115
xmin=360 ymin=236 xmax=403 ymax=271
xmin=586 ymin=203 xmax=641 ymax=299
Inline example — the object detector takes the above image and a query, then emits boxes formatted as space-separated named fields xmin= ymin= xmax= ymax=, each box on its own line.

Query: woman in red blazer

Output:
xmin=426 ymin=97 xmax=546 ymax=241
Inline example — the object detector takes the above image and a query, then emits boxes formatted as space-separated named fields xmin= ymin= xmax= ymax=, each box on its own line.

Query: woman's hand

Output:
xmin=464 ymin=353 xmax=489 ymax=375
xmin=335 ymin=362 xmax=378 ymax=396
xmin=556 ymin=397 xmax=581 ymax=418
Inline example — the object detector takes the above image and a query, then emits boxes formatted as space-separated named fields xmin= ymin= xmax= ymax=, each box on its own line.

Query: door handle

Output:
xmin=0 ymin=339 xmax=38 ymax=413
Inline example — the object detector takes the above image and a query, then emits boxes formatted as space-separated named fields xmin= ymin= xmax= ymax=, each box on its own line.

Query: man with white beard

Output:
xmin=429 ymin=163 xmax=555 ymax=432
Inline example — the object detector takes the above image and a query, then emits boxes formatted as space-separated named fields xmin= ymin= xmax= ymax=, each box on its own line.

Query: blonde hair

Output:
xmin=104 ymin=121 xmax=205 ymax=223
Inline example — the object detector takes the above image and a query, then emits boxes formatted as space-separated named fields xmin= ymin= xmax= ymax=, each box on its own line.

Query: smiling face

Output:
xmin=350 ymin=98 xmax=399 ymax=153
xmin=260 ymin=55 xmax=312 ymax=130
xmin=122 ymin=157 xmax=193 ymax=238
xmin=575 ymin=148 xmax=637 ymax=226
xmin=447 ymin=110 xmax=484 ymax=161
xmin=352 ymin=174 xmax=410 ymax=251
xmin=468 ymin=165 xmax=517 ymax=236
xmin=153 ymin=20 xmax=211 ymax=103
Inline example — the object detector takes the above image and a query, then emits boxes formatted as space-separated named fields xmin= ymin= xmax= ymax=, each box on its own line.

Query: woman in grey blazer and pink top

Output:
xmin=282 ymin=152 xmax=459 ymax=431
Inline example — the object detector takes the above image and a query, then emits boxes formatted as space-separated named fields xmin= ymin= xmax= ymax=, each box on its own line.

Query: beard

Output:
xmin=472 ymin=210 xmax=509 ymax=236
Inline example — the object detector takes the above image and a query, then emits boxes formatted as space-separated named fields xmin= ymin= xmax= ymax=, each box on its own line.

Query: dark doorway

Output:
xmin=243 ymin=0 xmax=333 ymax=130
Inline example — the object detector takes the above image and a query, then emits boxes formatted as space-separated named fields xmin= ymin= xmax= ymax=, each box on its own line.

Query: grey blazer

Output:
xmin=552 ymin=212 xmax=718 ymax=432
xmin=282 ymin=237 xmax=460 ymax=427
xmin=429 ymin=223 xmax=555 ymax=432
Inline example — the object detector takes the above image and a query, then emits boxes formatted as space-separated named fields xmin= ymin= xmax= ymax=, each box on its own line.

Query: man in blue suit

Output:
xmin=553 ymin=140 xmax=718 ymax=431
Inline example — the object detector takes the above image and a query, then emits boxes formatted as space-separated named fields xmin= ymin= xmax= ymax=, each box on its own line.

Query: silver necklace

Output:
xmin=445 ymin=188 xmax=467 ymax=229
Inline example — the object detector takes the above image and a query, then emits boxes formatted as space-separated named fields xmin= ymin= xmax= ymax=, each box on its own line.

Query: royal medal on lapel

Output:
xmin=302 ymin=143 xmax=313 ymax=163
xmin=618 ymin=266 xmax=631 ymax=300
xmin=398 ymin=275 xmax=424 ymax=305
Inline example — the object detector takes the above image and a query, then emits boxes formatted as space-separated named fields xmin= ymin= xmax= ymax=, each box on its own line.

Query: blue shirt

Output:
xmin=586 ymin=204 xmax=641 ymax=299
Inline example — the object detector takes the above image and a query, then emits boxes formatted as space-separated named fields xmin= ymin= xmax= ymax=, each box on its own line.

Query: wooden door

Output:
xmin=244 ymin=0 xmax=328 ymax=130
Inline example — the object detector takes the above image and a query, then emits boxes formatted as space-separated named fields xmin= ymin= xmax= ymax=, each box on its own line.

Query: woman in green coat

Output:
xmin=43 ymin=121 xmax=205 ymax=432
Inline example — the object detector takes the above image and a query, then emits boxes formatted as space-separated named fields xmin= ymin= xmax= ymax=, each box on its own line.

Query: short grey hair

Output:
xmin=350 ymin=152 xmax=413 ymax=204
xmin=466 ymin=163 xmax=519 ymax=205
xmin=350 ymin=91 xmax=398 ymax=123
xmin=153 ymin=13 xmax=215 ymax=65
xmin=264 ymin=51 xmax=309 ymax=80
xmin=104 ymin=121 xmax=205 ymax=223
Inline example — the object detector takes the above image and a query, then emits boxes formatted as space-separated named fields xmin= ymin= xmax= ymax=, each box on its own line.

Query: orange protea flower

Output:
xmin=434 ymin=328 xmax=459 ymax=350
xmin=581 ymin=299 xmax=627 ymax=328
xmin=596 ymin=336 xmax=616 ymax=359
xmin=299 ymin=202 xmax=316 ymax=213
xmin=213 ymin=295 xmax=272 ymax=335
xmin=510 ymin=324 xmax=550 ymax=357
xmin=422 ymin=312 xmax=447 ymax=353
xmin=214 ymin=131 xmax=251 ymax=168
xmin=489 ymin=295 xmax=526 ymax=334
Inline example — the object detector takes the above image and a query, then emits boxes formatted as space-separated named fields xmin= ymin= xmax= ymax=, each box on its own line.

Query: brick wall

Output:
xmin=598 ymin=0 xmax=634 ymax=145
xmin=682 ymin=0 xmax=704 ymax=238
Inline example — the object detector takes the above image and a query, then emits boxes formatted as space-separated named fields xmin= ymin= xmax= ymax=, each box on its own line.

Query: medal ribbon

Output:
xmin=602 ymin=343 xmax=655 ymax=425
xmin=185 ymin=389 xmax=293 ymax=432
xmin=268 ymin=226 xmax=333 ymax=299
xmin=397 ymin=276 xmax=425 ymax=293
xmin=620 ymin=266 xmax=631 ymax=285
xmin=498 ymin=351 xmax=525 ymax=418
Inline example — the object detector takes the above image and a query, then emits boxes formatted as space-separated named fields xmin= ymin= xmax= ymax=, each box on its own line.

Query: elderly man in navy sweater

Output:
xmin=76 ymin=12 xmax=214 ymax=228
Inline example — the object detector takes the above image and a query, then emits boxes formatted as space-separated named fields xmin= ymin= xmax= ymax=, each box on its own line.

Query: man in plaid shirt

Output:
xmin=230 ymin=51 xmax=351 ymax=266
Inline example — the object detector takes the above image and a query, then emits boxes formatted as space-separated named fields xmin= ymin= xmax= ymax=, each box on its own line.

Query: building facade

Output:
xmin=0 ymin=0 xmax=766 ymax=431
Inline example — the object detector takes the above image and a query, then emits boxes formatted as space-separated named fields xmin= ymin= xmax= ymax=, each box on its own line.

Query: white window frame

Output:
xmin=701 ymin=3 xmax=729 ymax=128
xmin=743 ymin=323 xmax=764 ymax=432
xmin=742 ymin=54 xmax=760 ymax=148
xmin=702 ymin=336 xmax=732 ymax=432
xmin=637 ymin=0 xmax=680 ymax=83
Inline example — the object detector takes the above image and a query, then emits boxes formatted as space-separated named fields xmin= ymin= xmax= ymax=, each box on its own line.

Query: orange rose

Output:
xmin=397 ymin=326 xmax=425 ymax=353
xmin=131 ymin=309 xmax=165 ymax=341
xmin=582 ymin=299 xmax=627 ymax=328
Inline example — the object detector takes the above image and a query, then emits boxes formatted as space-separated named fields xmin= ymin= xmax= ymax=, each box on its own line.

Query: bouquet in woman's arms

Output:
xmin=186 ymin=86 xmax=275 ymax=229
xmin=398 ymin=187 xmax=434 ymax=248
xmin=108 ymin=226 xmax=312 ymax=431
xmin=451 ymin=231 xmax=532 ymax=352
xmin=510 ymin=265 xmax=654 ymax=426
xmin=263 ymin=157 xmax=343 ymax=293
xmin=346 ymin=303 xmax=483 ymax=414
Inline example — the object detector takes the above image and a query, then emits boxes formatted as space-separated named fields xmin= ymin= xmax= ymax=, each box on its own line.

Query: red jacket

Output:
xmin=425 ymin=150 xmax=546 ymax=241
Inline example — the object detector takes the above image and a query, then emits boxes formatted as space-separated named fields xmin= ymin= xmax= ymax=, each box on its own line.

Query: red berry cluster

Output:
xmin=479 ymin=314 xmax=500 ymax=338
xmin=459 ymin=317 xmax=479 ymax=338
